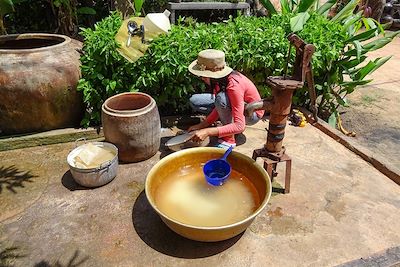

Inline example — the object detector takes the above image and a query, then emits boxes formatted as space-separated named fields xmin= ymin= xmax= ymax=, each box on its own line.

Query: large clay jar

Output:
xmin=102 ymin=92 xmax=161 ymax=162
xmin=0 ymin=33 xmax=84 ymax=135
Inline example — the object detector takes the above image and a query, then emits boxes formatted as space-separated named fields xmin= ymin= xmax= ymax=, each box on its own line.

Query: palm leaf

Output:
xmin=338 ymin=79 xmax=372 ymax=94
xmin=134 ymin=0 xmax=145 ymax=15
xmin=343 ymin=46 xmax=367 ymax=57
xmin=280 ymin=0 xmax=291 ymax=14
xmin=339 ymin=79 xmax=372 ymax=87
xmin=345 ymin=28 xmax=378 ymax=43
xmin=339 ymin=55 xmax=367 ymax=69
xmin=77 ymin=7 xmax=96 ymax=15
xmin=297 ymin=0 xmax=318 ymax=12
xmin=331 ymin=0 xmax=360 ymax=22
xmin=361 ymin=17 xmax=377 ymax=30
xmin=290 ymin=12 xmax=310 ymax=32
xmin=372 ymin=18 xmax=386 ymax=34
xmin=353 ymin=40 xmax=362 ymax=60
xmin=259 ymin=0 xmax=277 ymax=15
xmin=354 ymin=56 xmax=392 ymax=80
xmin=0 ymin=0 xmax=14 ymax=17
xmin=342 ymin=12 xmax=363 ymax=31
xmin=363 ymin=31 xmax=400 ymax=51
xmin=317 ymin=0 xmax=336 ymax=16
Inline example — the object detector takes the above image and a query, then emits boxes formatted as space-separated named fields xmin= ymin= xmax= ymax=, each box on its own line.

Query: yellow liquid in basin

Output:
xmin=154 ymin=166 xmax=260 ymax=227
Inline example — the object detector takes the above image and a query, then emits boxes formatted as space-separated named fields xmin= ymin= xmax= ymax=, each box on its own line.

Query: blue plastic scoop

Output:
xmin=203 ymin=146 xmax=233 ymax=186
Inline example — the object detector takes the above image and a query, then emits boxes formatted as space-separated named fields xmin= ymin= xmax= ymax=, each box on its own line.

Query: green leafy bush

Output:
xmin=78 ymin=10 xmax=397 ymax=127
xmin=260 ymin=0 xmax=399 ymax=125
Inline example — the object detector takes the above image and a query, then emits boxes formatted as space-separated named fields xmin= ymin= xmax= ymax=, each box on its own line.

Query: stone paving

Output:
xmin=1 ymin=34 xmax=400 ymax=267
xmin=1 ymin=119 xmax=400 ymax=266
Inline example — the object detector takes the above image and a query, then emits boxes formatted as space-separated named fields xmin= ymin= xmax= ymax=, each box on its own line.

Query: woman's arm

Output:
xmin=189 ymin=108 xmax=220 ymax=142
xmin=188 ymin=107 xmax=219 ymax=132
xmin=188 ymin=120 xmax=209 ymax=132
xmin=190 ymin=80 xmax=246 ymax=142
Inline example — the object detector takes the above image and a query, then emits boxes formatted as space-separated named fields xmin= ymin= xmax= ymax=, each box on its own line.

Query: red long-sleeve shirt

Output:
xmin=205 ymin=72 xmax=264 ymax=138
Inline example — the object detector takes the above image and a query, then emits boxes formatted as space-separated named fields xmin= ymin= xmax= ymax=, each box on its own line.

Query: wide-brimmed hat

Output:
xmin=188 ymin=49 xmax=233 ymax=79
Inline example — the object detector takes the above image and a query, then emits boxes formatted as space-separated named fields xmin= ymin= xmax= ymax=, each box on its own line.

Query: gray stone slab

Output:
xmin=336 ymin=246 xmax=400 ymax=267
xmin=168 ymin=2 xmax=250 ymax=10
xmin=167 ymin=2 xmax=250 ymax=23
xmin=0 ymin=127 xmax=103 ymax=152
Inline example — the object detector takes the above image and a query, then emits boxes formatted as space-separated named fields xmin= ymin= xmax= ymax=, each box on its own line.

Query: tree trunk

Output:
xmin=0 ymin=18 xmax=6 ymax=35
xmin=368 ymin=0 xmax=385 ymax=21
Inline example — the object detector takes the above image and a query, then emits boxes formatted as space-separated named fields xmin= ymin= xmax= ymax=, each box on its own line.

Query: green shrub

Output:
xmin=260 ymin=0 xmax=399 ymax=125
xmin=78 ymin=11 xmax=397 ymax=127
xmin=78 ymin=12 xmax=128 ymax=125
xmin=78 ymin=12 xmax=345 ymax=126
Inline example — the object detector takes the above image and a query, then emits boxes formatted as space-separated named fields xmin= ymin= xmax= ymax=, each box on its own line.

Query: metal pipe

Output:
xmin=245 ymin=97 xmax=274 ymax=117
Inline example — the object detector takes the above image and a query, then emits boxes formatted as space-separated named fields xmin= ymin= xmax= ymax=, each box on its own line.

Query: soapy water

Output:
xmin=208 ymin=171 xmax=226 ymax=179
xmin=154 ymin=164 xmax=260 ymax=227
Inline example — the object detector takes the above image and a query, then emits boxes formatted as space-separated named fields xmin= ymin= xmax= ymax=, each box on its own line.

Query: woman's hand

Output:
xmin=188 ymin=119 xmax=211 ymax=132
xmin=188 ymin=121 xmax=219 ymax=142
xmin=191 ymin=129 xmax=210 ymax=142
xmin=191 ymin=127 xmax=219 ymax=142
xmin=188 ymin=123 xmax=204 ymax=132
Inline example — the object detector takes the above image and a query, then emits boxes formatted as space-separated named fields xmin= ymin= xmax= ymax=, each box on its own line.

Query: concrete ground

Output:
xmin=340 ymin=36 xmax=400 ymax=177
xmin=1 ymin=118 xmax=400 ymax=267
xmin=1 ymin=34 xmax=400 ymax=267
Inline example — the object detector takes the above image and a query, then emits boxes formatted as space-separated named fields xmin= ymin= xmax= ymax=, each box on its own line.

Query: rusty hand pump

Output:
xmin=245 ymin=33 xmax=318 ymax=194
xmin=246 ymin=33 xmax=318 ymax=153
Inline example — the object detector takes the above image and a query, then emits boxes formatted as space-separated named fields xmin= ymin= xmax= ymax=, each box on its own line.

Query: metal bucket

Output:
xmin=67 ymin=141 xmax=118 ymax=187
xmin=145 ymin=147 xmax=272 ymax=242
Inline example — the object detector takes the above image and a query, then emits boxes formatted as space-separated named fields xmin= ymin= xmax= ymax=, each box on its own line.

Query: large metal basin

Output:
xmin=145 ymin=147 xmax=272 ymax=242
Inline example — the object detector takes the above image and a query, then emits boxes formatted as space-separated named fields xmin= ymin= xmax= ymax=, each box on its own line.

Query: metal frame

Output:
xmin=252 ymin=147 xmax=292 ymax=194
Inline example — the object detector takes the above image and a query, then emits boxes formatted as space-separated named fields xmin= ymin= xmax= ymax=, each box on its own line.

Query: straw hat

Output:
xmin=188 ymin=49 xmax=233 ymax=79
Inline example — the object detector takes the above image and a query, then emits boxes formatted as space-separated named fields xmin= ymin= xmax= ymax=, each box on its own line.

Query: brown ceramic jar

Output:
xmin=0 ymin=33 xmax=84 ymax=135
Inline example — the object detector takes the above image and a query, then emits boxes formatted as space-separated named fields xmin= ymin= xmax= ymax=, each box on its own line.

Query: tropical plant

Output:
xmin=114 ymin=0 xmax=145 ymax=17
xmin=259 ymin=0 xmax=399 ymax=127
xmin=77 ymin=11 xmax=349 ymax=126
xmin=0 ymin=0 xmax=14 ymax=34
xmin=1 ymin=0 xmax=108 ymax=36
